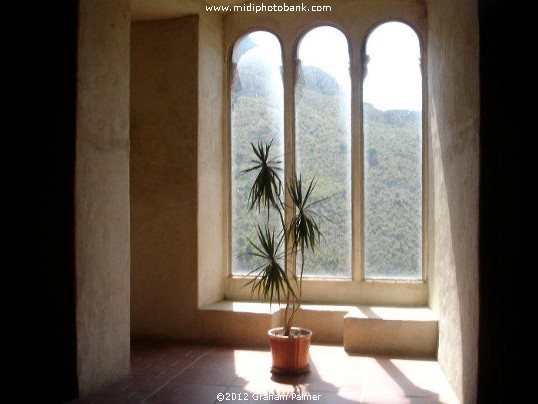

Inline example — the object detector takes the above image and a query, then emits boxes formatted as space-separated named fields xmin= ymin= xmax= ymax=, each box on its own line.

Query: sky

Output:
xmin=245 ymin=22 xmax=422 ymax=112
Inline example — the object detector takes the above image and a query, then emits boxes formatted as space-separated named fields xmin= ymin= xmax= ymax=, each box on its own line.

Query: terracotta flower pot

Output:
xmin=268 ymin=327 xmax=312 ymax=375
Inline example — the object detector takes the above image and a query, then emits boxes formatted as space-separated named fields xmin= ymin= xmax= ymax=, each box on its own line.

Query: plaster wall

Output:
xmin=426 ymin=0 xmax=480 ymax=402
xmin=131 ymin=0 xmax=246 ymax=21
xmin=130 ymin=16 xmax=200 ymax=340
xmin=198 ymin=11 xmax=225 ymax=307
xmin=131 ymin=0 xmax=200 ymax=21
xmin=223 ymin=0 xmax=427 ymax=45
xmin=75 ymin=0 xmax=131 ymax=393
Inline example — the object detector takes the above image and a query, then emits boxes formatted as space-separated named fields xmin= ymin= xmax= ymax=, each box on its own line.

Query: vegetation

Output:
xmin=241 ymin=140 xmax=323 ymax=336
xmin=232 ymin=52 xmax=422 ymax=281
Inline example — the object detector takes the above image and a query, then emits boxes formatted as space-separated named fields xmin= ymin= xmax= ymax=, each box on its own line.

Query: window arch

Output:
xmin=362 ymin=21 xmax=423 ymax=280
xmin=230 ymin=31 xmax=284 ymax=275
xmin=228 ymin=20 xmax=426 ymax=290
xmin=295 ymin=26 xmax=352 ymax=278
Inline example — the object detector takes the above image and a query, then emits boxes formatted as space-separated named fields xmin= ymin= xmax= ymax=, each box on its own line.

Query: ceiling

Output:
xmin=131 ymin=0 xmax=247 ymax=21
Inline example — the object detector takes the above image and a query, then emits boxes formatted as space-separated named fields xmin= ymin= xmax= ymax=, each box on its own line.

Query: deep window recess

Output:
xmin=295 ymin=26 xmax=352 ymax=278
xmin=362 ymin=22 xmax=423 ymax=280
xmin=231 ymin=31 xmax=284 ymax=276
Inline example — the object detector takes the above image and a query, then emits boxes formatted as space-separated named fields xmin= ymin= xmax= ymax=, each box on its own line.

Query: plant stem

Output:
xmin=284 ymin=286 xmax=291 ymax=336
xmin=286 ymin=249 xmax=303 ymax=336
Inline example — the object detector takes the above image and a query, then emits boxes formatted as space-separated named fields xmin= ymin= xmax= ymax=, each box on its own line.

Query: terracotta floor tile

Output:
xmin=170 ymin=345 xmax=213 ymax=361
xmin=73 ymin=342 xmax=458 ymax=403
xmin=127 ymin=373 xmax=175 ymax=393
xmin=133 ymin=358 xmax=193 ymax=375
xmin=303 ymin=367 xmax=366 ymax=392
xmin=313 ymin=390 xmax=363 ymax=404
xmin=68 ymin=395 xmax=101 ymax=404
xmin=146 ymin=383 xmax=226 ymax=404
xmin=360 ymin=396 xmax=445 ymax=403
xmin=221 ymin=387 xmax=268 ymax=404
xmin=230 ymin=371 xmax=310 ymax=397
xmin=190 ymin=351 xmax=238 ymax=369
xmin=90 ymin=391 xmax=150 ymax=403
xmin=232 ymin=367 xmax=273 ymax=386
xmin=168 ymin=364 xmax=238 ymax=386
xmin=90 ymin=376 xmax=135 ymax=398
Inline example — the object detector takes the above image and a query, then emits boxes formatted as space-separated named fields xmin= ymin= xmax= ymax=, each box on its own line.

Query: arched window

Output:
xmin=230 ymin=31 xmax=284 ymax=275
xmin=295 ymin=26 xmax=351 ymax=278
xmin=362 ymin=21 xmax=423 ymax=280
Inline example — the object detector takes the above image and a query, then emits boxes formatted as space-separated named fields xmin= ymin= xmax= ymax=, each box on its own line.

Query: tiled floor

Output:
xmin=72 ymin=341 xmax=458 ymax=403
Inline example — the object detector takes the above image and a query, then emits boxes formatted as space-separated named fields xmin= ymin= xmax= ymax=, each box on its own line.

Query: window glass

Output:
xmin=295 ymin=26 xmax=352 ymax=278
xmin=231 ymin=31 xmax=284 ymax=275
xmin=362 ymin=22 xmax=423 ymax=279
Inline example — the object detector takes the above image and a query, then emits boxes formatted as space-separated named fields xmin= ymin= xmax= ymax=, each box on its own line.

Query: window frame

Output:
xmin=293 ymin=24 xmax=353 ymax=279
xmin=223 ymin=14 xmax=428 ymax=307
xmin=360 ymin=20 xmax=427 ymax=281
xmin=228 ymin=29 xmax=286 ymax=277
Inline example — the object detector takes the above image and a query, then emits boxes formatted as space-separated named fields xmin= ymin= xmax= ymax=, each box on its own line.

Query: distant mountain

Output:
xmin=363 ymin=103 xmax=421 ymax=128
xmin=235 ymin=59 xmax=342 ymax=97
xmin=298 ymin=66 xmax=340 ymax=95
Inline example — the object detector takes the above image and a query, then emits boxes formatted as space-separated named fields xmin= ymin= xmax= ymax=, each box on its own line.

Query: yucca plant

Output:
xmin=242 ymin=140 xmax=323 ymax=336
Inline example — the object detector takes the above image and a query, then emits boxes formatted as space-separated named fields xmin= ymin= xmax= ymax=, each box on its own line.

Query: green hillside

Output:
xmin=363 ymin=103 xmax=422 ymax=279
xmin=231 ymin=61 xmax=422 ymax=280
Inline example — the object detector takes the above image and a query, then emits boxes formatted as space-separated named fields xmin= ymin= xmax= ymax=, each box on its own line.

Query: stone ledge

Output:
xmin=344 ymin=305 xmax=438 ymax=321
xmin=344 ymin=306 xmax=438 ymax=358
xmin=199 ymin=300 xmax=439 ymax=355
xmin=200 ymin=300 xmax=437 ymax=320
xmin=200 ymin=300 xmax=283 ymax=314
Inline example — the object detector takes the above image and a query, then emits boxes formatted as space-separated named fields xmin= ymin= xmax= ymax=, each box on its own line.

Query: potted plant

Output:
xmin=241 ymin=140 xmax=324 ymax=375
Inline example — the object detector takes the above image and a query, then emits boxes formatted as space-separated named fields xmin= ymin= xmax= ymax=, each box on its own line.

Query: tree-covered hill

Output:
xmin=232 ymin=60 xmax=422 ymax=280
